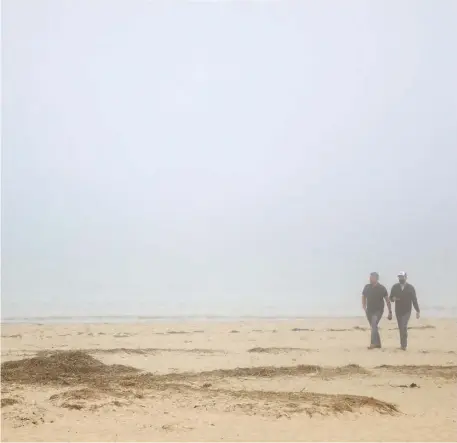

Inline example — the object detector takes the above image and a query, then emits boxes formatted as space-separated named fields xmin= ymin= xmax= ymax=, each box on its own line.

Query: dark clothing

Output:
xmin=396 ymin=310 xmax=411 ymax=349
xmin=389 ymin=283 xmax=419 ymax=316
xmin=366 ymin=310 xmax=383 ymax=347
xmin=362 ymin=283 xmax=388 ymax=314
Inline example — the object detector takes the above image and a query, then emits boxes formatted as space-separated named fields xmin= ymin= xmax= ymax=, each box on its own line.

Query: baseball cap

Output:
xmin=397 ymin=271 xmax=407 ymax=277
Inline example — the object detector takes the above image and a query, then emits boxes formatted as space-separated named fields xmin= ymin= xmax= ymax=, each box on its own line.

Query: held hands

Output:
xmin=416 ymin=311 xmax=420 ymax=319
xmin=387 ymin=312 xmax=392 ymax=320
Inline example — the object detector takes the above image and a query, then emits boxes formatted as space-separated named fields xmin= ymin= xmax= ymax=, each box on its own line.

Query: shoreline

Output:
xmin=2 ymin=312 xmax=457 ymax=325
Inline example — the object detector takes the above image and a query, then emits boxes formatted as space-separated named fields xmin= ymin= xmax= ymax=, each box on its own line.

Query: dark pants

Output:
xmin=366 ymin=310 xmax=383 ymax=347
xmin=396 ymin=310 xmax=411 ymax=349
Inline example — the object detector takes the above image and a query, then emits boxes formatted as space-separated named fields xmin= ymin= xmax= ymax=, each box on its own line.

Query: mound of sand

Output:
xmin=376 ymin=364 xmax=457 ymax=380
xmin=291 ymin=328 xmax=314 ymax=332
xmin=222 ymin=388 xmax=399 ymax=416
xmin=1 ymin=398 xmax=19 ymax=408
xmin=49 ymin=388 xmax=101 ymax=402
xmin=1 ymin=352 xmax=399 ymax=419
xmin=248 ymin=347 xmax=314 ymax=354
xmin=92 ymin=347 xmax=221 ymax=355
xmin=202 ymin=363 xmax=370 ymax=379
xmin=388 ymin=325 xmax=436 ymax=331
xmin=1 ymin=351 xmax=139 ymax=385
xmin=115 ymin=373 xmax=397 ymax=417
xmin=119 ymin=364 xmax=371 ymax=385
xmin=352 ymin=326 xmax=368 ymax=331
xmin=49 ymin=388 xmax=105 ymax=410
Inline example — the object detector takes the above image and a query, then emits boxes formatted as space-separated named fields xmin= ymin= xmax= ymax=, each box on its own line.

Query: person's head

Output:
xmin=398 ymin=271 xmax=407 ymax=284
xmin=370 ymin=272 xmax=379 ymax=285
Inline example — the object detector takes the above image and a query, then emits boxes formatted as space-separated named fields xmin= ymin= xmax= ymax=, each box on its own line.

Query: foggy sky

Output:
xmin=2 ymin=0 xmax=457 ymax=318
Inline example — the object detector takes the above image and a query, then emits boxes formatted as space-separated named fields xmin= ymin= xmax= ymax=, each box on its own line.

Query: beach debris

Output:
xmin=1 ymin=350 xmax=139 ymax=385
xmin=1 ymin=352 xmax=399 ymax=418
xmin=390 ymin=382 xmax=420 ymax=388
xmin=377 ymin=364 xmax=457 ymax=380
xmin=1 ymin=398 xmax=19 ymax=408
xmin=247 ymin=347 xmax=314 ymax=354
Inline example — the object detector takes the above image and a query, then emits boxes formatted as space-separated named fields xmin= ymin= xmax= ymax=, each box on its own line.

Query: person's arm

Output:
xmin=362 ymin=286 xmax=367 ymax=311
xmin=389 ymin=285 xmax=396 ymax=302
xmin=384 ymin=287 xmax=392 ymax=318
xmin=411 ymin=285 xmax=420 ymax=317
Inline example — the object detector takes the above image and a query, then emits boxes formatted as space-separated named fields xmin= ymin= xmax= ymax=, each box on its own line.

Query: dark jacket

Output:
xmin=389 ymin=282 xmax=419 ymax=315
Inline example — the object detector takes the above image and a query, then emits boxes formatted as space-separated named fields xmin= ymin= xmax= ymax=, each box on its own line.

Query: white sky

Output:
xmin=2 ymin=0 xmax=457 ymax=318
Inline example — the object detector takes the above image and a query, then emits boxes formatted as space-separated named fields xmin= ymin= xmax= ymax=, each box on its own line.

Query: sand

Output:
xmin=1 ymin=317 xmax=456 ymax=442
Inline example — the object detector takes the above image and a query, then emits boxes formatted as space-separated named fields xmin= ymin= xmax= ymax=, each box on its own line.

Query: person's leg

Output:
xmin=367 ymin=311 xmax=382 ymax=348
xmin=397 ymin=310 xmax=412 ymax=349
xmin=373 ymin=311 xmax=382 ymax=347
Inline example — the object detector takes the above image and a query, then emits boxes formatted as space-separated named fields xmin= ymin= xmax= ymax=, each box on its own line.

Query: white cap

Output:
xmin=397 ymin=271 xmax=407 ymax=277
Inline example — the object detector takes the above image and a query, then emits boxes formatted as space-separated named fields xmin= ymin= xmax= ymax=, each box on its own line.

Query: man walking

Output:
xmin=389 ymin=272 xmax=420 ymax=350
xmin=362 ymin=272 xmax=392 ymax=349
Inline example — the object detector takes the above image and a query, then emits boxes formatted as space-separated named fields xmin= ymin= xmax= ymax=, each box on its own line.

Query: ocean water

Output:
xmin=1 ymin=314 xmax=357 ymax=324
xmin=2 ymin=308 xmax=456 ymax=324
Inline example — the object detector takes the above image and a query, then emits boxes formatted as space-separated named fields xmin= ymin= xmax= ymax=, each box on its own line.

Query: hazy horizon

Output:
xmin=2 ymin=1 xmax=457 ymax=319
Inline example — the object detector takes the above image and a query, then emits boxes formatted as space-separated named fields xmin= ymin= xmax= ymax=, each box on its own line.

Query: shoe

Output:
xmin=368 ymin=345 xmax=381 ymax=349
xmin=400 ymin=346 xmax=407 ymax=351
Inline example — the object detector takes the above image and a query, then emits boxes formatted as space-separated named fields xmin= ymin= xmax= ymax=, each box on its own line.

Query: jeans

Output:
xmin=396 ymin=310 xmax=412 ymax=349
xmin=366 ymin=310 xmax=383 ymax=347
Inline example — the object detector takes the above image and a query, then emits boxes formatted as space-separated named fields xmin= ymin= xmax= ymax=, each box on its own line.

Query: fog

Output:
xmin=2 ymin=1 xmax=457 ymax=319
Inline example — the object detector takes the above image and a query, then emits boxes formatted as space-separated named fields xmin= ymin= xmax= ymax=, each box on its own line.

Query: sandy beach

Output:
xmin=1 ymin=317 xmax=456 ymax=442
